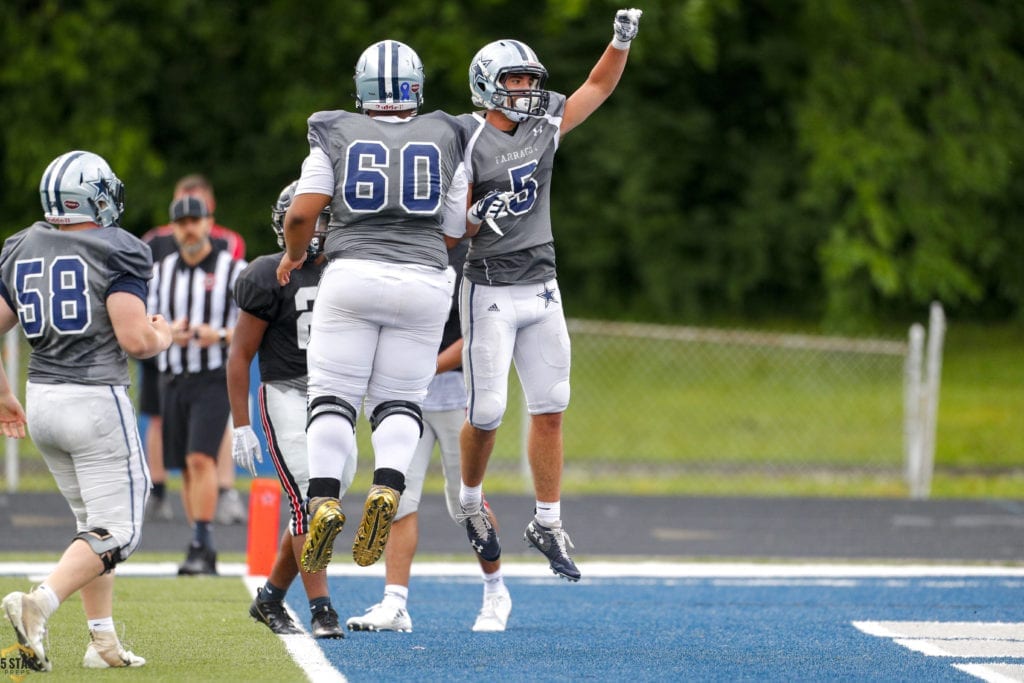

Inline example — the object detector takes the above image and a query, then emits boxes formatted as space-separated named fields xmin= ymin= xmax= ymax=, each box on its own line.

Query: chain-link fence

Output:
xmin=4 ymin=310 xmax=943 ymax=497
xmin=468 ymin=318 xmax=931 ymax=496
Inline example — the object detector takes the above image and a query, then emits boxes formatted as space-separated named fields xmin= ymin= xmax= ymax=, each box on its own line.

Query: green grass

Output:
xmin=2 ymin=321 xmax=1021 ymax=498
xmin=0 ymin=576 xmax=301 ymax=682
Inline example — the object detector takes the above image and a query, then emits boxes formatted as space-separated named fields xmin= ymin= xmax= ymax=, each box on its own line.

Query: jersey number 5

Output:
xmin=14 ymin=257 xmax=91 ymax=337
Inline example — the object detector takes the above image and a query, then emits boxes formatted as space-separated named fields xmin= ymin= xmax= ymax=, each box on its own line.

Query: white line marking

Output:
xmin=955 ymin=663 xmax=1024 ymax=683
xmin=854 ymin=621 xmax=1024 ymax=640
xmin=241 ymin=576 xmax=347 ymax=683
xmin=894 ymin=638 xmax=957 ymax=656
xmin=895 ymin=638 xmax=1024 ymax=658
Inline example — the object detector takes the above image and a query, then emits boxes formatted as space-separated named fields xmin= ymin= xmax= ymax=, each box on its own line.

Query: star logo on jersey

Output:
xmin=537 ymin=284 xmax=558 ymax=308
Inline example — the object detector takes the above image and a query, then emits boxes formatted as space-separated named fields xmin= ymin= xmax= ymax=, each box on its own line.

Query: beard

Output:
xmin=178 ymin=237 xmax=209 ymax=257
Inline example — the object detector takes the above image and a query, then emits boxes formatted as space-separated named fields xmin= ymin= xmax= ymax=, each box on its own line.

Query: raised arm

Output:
xmin=561 ymin=8 xmax=643 ymax=136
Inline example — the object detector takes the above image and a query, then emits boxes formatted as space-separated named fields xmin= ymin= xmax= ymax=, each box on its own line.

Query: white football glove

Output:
xmin=467 ymin=189 xmax=514 ymax=226
xmin=612 ymin=8 xmax=643 ymax=50
xmin=232 ymin=425 xmax=262 ymax=477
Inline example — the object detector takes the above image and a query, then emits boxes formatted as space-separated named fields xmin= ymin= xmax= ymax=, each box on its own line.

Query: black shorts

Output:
xmin=138 ymin=359 xmax=161 ymax=416
xmin=160 ymin=370 xmax=230 ymax=469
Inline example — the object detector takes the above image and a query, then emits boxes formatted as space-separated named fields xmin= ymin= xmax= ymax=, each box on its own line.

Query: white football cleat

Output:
xmin=472 ymin=591 xmax=512 ymax=632
xmin=345 ymin=602 xmax=412 ymax=632
xmin=2 ymin=590 xmax=51 ymax=671
xmin=83 ymin=630 xmax=146 ymax=668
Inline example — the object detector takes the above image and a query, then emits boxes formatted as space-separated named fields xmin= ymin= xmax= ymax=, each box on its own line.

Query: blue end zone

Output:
xmin=284 ymin=574 xmax=1023 ymax=681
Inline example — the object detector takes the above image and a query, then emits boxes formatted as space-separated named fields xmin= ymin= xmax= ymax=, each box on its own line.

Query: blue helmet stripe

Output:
xmin=45 ymin=151 xmax=85 ymax=217
xmin=509 ymin=40 xmax=530 ymax=61
xmin=377 ymin=41 xmax=387 ymax=104
xmin=390 ymin=41 xmax=400 ymax=104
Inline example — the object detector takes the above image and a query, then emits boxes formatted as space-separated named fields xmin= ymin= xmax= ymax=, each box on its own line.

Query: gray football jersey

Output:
xmin=460 ymin=91 xmax=567 ymax=286
xmin=0 ymin=222 xmax=152 ymax=385
xmin=308 ymin=110 xmax=468 ymax=270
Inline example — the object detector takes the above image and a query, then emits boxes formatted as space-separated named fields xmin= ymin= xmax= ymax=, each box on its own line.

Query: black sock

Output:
xmin=151 ymin=482 xmax=165 ymax=500
xmin=191 ymin=520 xmax=212 ymax=548
xmin=307 ymin=478 xmax=341 ymax=499
xmin=372 ymin=467 xmax=406 ymax=494
xmin=309 ymin=596 xmax=331 ymax=614
xmin=260 ymin=581 xmax=286 ymax=603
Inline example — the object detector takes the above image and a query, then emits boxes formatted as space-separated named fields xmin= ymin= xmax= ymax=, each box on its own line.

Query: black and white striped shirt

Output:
xmin=148 ymin=246 xmax=245 ymax=375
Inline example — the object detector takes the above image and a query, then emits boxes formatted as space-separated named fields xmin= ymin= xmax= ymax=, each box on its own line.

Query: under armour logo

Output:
xmin=488 ymin=303 xmax=500 ymax=312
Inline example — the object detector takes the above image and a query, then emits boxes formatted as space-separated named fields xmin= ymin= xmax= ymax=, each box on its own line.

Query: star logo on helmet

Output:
xmin=87 ymin=177 xmax=112 ymax=203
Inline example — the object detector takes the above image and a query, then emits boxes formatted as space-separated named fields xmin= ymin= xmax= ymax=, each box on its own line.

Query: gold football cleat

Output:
xmin=301 ymin=497 xmax=345 ymax=573
xmin=351 ymin=485 xmax=400 ymax=567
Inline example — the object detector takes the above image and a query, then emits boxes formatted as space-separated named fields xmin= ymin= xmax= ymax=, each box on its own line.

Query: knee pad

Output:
xmin=538 ymin=379 xmax=570 ymax=414
xmin=468 ymin=391 xmax=505 ymax=431
xmin=73 ymin=528 xmax=123 ymax=574
xmin=369 ymin=400 xmax=423 ymax=438
xmin=307 ymin=395 xmax=357 ymax=431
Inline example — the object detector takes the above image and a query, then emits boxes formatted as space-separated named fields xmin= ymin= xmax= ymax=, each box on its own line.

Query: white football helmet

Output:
xmin=271 ymin=180 xmax=329 ymax=258
xmin=469 ymin=39 xmax=549 ymax=122
xmin=39 ymin=150 xmax=124 ymax=227
xmin=354 ymin=40 xmax=424 ymax=113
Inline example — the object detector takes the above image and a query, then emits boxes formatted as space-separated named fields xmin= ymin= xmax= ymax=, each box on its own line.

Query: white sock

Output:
xmin=34 ymin=584 xmax=60 ymax=616
xmin=460 ymin=483 xmax=483 ymax=510
xmin=482 ymin=569 xmax=506 ymax=596
xmin=534 ymin=500 xmax=560 ymax=526
xmin=306 ymin=413 xmax=355 ymax=481
xmin=381 ymin=584 xmax=409 ymax=610
xmin=88 ymin=616 xmax=115 ymax=632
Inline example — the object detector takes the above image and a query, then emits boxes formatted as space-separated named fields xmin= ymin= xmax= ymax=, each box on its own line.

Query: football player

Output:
xmin=0 ymin=151 xmax=172 ymax=671
xmin=456 ymin=9 xmax=643 ymax=582
xmin=227 ymin=181 xmax=348 ymax=639
xmin=276 ymin=40 xmax=472 ymax=573
xmin=345 ymin=239 xmax=513 ymax=633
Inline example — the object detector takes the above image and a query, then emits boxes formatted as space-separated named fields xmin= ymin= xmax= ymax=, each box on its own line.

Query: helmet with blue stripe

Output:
xmin=469 ymin=39 xmax=549 ymax=122
xmin=40 ymin=150 xmax=124 ymax=227
xmin=354 ymin=40 xmax=424 ymax=113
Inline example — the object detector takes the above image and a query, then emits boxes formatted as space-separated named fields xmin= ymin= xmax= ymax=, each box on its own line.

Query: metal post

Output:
xmin=918 ymin=302 xmax=946 ymax=499
xmin=904 ymin=323 xmax=924 ymax=498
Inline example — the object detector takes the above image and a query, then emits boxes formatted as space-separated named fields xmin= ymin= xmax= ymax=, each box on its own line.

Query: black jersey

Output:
xmin=233 ymin=252 xmax=324 ymax=383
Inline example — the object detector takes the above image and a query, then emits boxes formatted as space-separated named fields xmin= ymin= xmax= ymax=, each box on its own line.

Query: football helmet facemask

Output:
xmin=354 ymin=40 xmax=424 ymax=113
xmin=40 ymin=150 xmax=125 ymax=227
xmin=469 ymin=39 xmax=549 ymax=122
xmin=272 ymin=180 xmax=329 ymax=259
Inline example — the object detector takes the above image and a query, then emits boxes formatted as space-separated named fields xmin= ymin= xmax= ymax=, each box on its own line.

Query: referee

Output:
xmin=148 ymin=196 xmax=246 ymax=575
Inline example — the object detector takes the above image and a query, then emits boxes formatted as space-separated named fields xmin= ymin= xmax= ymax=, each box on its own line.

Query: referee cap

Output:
xmin=169 ymin=196 xmax=210 ymax=222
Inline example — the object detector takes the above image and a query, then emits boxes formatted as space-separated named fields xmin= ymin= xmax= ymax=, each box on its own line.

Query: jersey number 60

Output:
xmin=343 ymin=141 xmax=442 ymax=215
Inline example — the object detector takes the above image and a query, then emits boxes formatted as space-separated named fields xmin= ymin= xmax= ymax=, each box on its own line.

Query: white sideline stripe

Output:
xmin=856 ymin=621 xmax=1024 ymax=682
xmin=853 ymin=621 xmax=1024 ymax=640
xmin=893 ymin=638 xmax=958 ymax=657
xmin=3 ymin=561 xmax=1024 ymax=579
xmin=955 ymin=663 xmax=1024 ymax=683
xmin=896 ymin=638 xmax=1024 ymax=658
xmin=241 ymin=576 xmax=347 ymax=683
